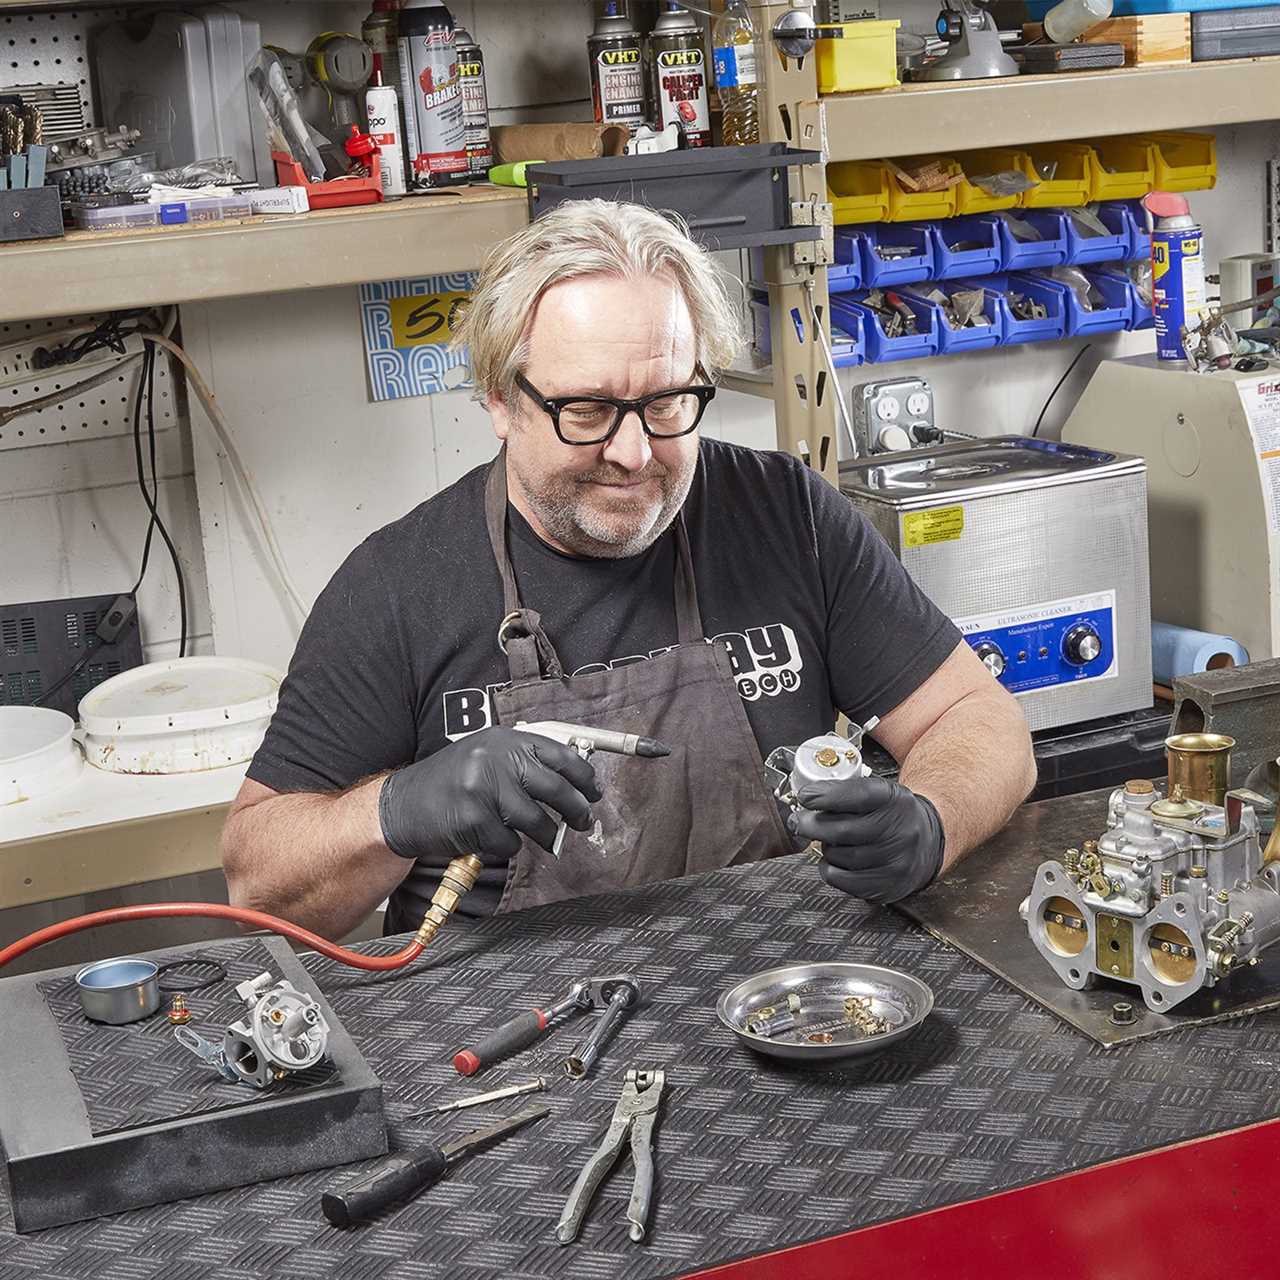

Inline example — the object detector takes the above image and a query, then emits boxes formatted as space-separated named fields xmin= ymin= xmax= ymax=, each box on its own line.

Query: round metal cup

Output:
xmin=1166 ymin=732 xmax=1235 ymax=807
xmin=75 ymin=957 xmax=161 ymax=1025
xmin=716 ymin=962 xmax=934 ymax=1065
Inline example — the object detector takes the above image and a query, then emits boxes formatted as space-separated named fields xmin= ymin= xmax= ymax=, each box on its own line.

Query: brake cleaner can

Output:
xmin=454 ymin=24 xmax=491 ymax=179
xmin=649 ymin=2 xmax=710 ymax=147
xmin=1146 ymin=191 xmax=1207 ymax=362
xmin=588 ymin=1 xmax=646 ymax=133
xmin=398 ymin=0 xmax=467 ymax=187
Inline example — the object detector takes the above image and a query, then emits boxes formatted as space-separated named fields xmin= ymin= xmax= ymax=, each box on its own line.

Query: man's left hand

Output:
xmin=787 ymin=777 xmax=946 ymax=905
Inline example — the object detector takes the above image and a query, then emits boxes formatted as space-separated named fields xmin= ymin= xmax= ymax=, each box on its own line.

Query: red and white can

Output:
xmin=397 ymin=0 xmax=467 ymax=188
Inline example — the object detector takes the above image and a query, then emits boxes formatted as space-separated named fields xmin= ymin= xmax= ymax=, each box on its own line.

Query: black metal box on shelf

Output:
xmin=527 ymin=143 xmax=824 ymax=251
xmin=0 ymin=185 xmax=63 ymax=243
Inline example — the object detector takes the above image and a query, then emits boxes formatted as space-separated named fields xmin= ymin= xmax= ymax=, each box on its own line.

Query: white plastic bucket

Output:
xmin=0 ymin=706 xmax=84 ymax=804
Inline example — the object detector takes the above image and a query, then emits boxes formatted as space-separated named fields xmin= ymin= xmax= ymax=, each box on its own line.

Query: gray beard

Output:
xmin=514 ymin=456 xmax=696 ymax=559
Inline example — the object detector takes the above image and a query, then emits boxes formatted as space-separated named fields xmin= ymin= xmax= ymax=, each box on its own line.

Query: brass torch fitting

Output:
xmin=414 ymin=854 xmax=484 ymax=948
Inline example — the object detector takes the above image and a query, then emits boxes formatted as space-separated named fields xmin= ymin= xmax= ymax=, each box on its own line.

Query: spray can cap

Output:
xmin=345 ymin=125 xmax=379 ymax=159
xmin=1143 ymin=191 xmax=1191 ymax=220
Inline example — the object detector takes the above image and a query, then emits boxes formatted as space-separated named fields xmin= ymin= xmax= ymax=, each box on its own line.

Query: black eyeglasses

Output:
xmin=515 ymin=366 xmax=717 ymax=446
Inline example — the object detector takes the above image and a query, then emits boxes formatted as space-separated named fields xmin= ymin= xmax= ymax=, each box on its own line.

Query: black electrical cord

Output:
xmin=1031 ymin=343 xmax=1092 ymax=438
xmin=32 ymin=309 xmax=154 ymax=370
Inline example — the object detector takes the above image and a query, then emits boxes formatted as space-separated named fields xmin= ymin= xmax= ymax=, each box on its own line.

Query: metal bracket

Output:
xmin=789 ymin=198 xmax=834 ymax=266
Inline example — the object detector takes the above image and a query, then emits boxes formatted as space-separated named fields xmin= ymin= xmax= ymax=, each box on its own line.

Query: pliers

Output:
xmin=555 ymin=1067 xmax=665 ymax=1245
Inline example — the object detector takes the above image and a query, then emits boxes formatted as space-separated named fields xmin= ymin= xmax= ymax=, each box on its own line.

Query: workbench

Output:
xmin=3 ymin=785 xmax=1280 ymax=1279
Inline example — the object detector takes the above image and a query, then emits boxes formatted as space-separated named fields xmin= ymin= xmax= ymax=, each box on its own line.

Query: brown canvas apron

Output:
xmin=485 ymin=451 xmax=793 ymax=912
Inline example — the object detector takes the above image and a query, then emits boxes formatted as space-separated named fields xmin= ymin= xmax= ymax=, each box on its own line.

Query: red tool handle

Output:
xmin=453 ymin=1009 xmax=549 ymax=1076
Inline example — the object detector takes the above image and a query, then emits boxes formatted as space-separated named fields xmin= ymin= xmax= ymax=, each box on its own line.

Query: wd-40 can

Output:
xmin=588 ymin=1 xmax=646 ymax=133
xmin=1145 ymin=191 xmax=1207 ymax=362
xmin=454 ymin=24 xmax=491 ymax=178
xmin=648 ymin=3 xmax=710 ymax=147
xmin=398 ymin=0 xmax=467 ymax=187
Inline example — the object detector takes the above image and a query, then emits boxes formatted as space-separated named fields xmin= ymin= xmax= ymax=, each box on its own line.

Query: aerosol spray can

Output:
xmin=1145 ymin=191 xmax=1207 ymax=362
xmin=588 ymin=1 xmax=646 ymax=134
xmin=365 ymin=71 xmax=407 ymax=198
xmin=454 ymin=24 xmax=491 ymax=179
xmin=362 ymin=0 xmax=402 ymax=92
xmin=397 ymin=0 xmax=467 ymax=187
xmin=648 ymin=2 xmax=711 ymax=147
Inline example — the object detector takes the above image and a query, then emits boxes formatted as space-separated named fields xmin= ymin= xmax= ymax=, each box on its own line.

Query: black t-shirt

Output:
xmin=248 ymin=439 xmax=960 ymax=917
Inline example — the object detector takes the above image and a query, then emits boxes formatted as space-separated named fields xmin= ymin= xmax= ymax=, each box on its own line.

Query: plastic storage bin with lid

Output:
xmin=1021 ymin=143 xmax=1094 ymax=208
xmin=885 ymin=158 xmax=963 ymax=222
xmin=1136 ymin=132 xmax=1217 ymax=192
xmin=1086 ymin=138 xmax=1155 ymax=201
xmin=828 ymin=161 xmax=891 ymax=225
xmin=815 ymin=19 xmax=901 ymax=93
xmin=952 ymin=149 xmax=1036 ymax=215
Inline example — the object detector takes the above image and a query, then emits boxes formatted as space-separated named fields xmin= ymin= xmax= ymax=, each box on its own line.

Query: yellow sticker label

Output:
xmin=903 ymin=506 xmax=964 ymax=547
xmin=1152 ymin=240 xmax=1169 ymax=283
xmin=389 ymin=290 xmax=470 ymax=348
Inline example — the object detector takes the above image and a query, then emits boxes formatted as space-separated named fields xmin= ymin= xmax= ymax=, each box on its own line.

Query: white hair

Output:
xmin=452 ymin=198 xmax=743 ymax=400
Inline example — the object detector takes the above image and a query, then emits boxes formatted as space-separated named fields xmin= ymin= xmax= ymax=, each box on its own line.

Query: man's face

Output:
xmin=488 ymin=273 xmax=703 ymax=559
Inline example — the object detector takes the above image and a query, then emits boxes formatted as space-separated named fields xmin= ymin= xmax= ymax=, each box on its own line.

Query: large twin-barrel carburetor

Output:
xmin=1022 ymin=750 xmax=1280 ymax=1013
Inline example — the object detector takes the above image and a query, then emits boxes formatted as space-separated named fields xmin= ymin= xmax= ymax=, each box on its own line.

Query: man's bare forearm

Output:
xmin=221 ymin=777 xmax=413 ymax=940
xmin=898 ymin=688 xmax=1037 ymax=873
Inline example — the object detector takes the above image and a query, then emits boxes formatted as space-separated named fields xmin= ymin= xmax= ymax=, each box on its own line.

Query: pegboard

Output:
xmin=0 ymin=7 xmax=116 ymax=134
xmin=0 ymin=315 xmax=176 ymax=453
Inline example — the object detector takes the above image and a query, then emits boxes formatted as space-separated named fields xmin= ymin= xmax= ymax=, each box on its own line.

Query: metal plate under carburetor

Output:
xmin=897 ymin=785 xmax=1280 ymax=1047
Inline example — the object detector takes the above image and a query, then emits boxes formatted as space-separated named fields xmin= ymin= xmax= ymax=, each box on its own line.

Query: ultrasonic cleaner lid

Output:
xmin=838 ymin=436 xmax=1145 ymax=508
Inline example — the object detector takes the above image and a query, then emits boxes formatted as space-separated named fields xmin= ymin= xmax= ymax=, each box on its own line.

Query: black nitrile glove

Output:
xmin=787 ymin=777 xmax=946 ymax=905
xmin=378 ymin=728 xmax=601 ymax=865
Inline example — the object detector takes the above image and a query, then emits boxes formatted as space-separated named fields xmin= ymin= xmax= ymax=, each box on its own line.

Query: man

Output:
xmin=223 ymin=200 xmax=1035 ymax=940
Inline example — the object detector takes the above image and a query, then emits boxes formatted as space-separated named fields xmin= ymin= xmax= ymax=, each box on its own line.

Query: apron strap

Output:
xmin=484 ymin=447 xmax=708 ymax=677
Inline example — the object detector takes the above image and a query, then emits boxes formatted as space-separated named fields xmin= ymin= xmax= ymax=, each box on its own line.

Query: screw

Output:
xmin=167 ymin=994 xmax=192 ymax=1026
xmin=814 ymin=747 xmax=839 ymax=768
xmin=1217 ymin=889 xmax=1230 ymax=905
xmin=1109 ymin=1001 xmax=1137 ymax=1026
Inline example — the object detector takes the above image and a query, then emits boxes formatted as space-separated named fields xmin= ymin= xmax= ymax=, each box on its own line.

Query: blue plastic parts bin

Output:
xmin=925 ymin=219 xmax=1003 ymax=280
xmin=1022 ymin=270 xmax=1130 ymax=336
xmin=1098 ymin=200 xmax=1152 ymax=261
xmin=961 ymin=274 xmax=1067 ymax=345
xmin=828 ymin=260 xmax=863 ymax=293
xmin=901 ymin=284 xmax=1001 ymax=353
xmin=1026 ymin=0 xmax=1273 ymax=16
xmin=752 ymin=296 xmax=865 ymax=364
xmin=1059 ymin=207 xmax=1129 ymax=265
xmin=833 ymin=293 xmax=939 ymax=363
xmin=842 ymin=224 xmax=934 ymax=288
xmin=974 ymin=212 xmax=1068 ymax=272
xmin=1087 ymin=267 xmax=1154 ymax=330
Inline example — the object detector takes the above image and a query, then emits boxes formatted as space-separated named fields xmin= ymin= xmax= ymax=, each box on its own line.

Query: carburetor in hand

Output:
xmin=1021 ymin=778 xmax=1280 ymax=1012
xmin=765 ymin=722 xmax=877 ymax=813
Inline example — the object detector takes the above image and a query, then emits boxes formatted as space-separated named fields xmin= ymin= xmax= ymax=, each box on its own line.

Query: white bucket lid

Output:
xmin=0 ymin=705 xmax=83 ymax=804
xmin=78 ymin=656 xmax=282 ymax=738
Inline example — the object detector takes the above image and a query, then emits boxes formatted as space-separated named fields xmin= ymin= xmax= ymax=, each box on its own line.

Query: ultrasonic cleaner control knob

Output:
xmin=973 ymin=641 xmax=1006 ymax=679
xmin=1063 ymin=624 xmax=1102 ymax=666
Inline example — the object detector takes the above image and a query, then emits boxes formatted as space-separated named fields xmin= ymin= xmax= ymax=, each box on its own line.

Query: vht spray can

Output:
xmin=648 ymin=2 xmax=710 ymax=147
xmin=1145 ymin=191 xmax=1207 ymax=362
xmin=398 ymin=0 xmax=467 ymax=187
xmin=588 ymin=2 xmax=646 ymax=134
xmin=454 ymin=24 xmax=491 ymax=178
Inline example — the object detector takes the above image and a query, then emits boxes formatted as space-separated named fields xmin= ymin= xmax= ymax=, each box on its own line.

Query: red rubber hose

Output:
xmin=0 ymin=903 xmax=423 ymax=973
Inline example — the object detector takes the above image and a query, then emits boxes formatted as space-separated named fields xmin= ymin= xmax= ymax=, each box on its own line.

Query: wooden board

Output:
xmin=1024 ymin=13 xmax=1192 ymax=65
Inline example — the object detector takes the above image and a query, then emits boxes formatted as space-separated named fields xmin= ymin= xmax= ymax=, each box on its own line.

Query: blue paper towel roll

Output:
xmin=1152 ymin=621 xmax=1249 ymax=685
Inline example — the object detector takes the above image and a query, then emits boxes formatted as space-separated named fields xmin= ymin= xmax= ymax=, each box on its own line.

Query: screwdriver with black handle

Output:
xmin=321 ymin=1103 xmax=550 ymax=1227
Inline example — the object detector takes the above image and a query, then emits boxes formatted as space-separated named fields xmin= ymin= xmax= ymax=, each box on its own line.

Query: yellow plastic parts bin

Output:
xmin=816 ymin=19 xmax=901 ymax=94
xmin=1021 ymin=142 xmax=1094 ymax=207
xmin=1087 ymin=138 xmax=1156 ymax=201
xmin=952 ymin=148 xmax=1036 ymax=215
xmin=884 ymin=157 xmax=962 ymax=221
xmin=828 ymin=160 xmax=891 ymax=224
xmin=1138 ymin=131 xmax=1217 ymax=192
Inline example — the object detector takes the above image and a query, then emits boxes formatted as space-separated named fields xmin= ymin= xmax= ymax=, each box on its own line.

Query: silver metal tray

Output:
xmin=716 ymin=962 xmax=934 ymax=1064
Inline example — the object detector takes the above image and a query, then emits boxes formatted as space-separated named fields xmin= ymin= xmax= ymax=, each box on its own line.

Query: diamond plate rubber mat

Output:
xmin=4 ymin=834 xmax=1280 ymax=1278
xmin=37 ymin=938 xmax=339 ymax=1136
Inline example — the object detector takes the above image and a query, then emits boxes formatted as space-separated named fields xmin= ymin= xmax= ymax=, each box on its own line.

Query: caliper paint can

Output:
xmin=588 ymin=1 xmax=647 ymax=133
xmin=454 ymin=24 xmax=491 ymax=178
xmin=1145 ymin=191 xmax=1207 ymax=362
xmin=648 ymin=2 xmax=711 ymax=147
xmin=397 ymin=0 xmax=467 ymax=187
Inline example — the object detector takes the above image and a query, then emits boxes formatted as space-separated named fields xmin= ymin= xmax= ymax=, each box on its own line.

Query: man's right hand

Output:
xmin=377 ymin=727 xmax=602 ymax=865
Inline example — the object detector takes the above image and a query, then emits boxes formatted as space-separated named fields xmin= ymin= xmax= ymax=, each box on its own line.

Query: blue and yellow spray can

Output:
xmin=1145 ymin=191 xmax=1207 ymax=362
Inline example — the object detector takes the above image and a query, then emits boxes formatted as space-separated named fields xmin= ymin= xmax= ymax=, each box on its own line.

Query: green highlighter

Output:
xmin=488 ymin=160 xmax=544 ymax=188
